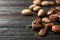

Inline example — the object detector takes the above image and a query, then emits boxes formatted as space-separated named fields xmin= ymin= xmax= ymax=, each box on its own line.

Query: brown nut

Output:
xmin=32 ymin=24 xmax=41 ymax=30
xmin=49 ymin=14 xmax=60 ymax=21
xmin=38 ymin=9 xmax=45 ymax=17
xmin=42 ymin=17 xmax=51 ymax=23
xmin=57 ymin=12 xmax=60 ymax=20
xmin=33 ymin=6 xmax=41 ymax=11
xmin=41 ymin=1 xmax=54 ymax=6
xmin=33 ymin=0 xmax=41 ymax=5
xmin=45 ymin=23 xmax=54 ymax=30
xmin=55 ymin=12 xmax=60 ymax=19
xmin=41 ymin=1 xmax=50 ymax=6
xmin=56 ymin=0 xmax=60 ymax=4
xmin=55 ymin=6 xmax=60 ymax=11
xmin=49 ymin=2 xmax=55 ymax=5
xmin=55 ymin=12 xmax=60 ymax=20
xmin=29 ymin=5 xmax=36 ymax=10
xmin=34 ymin=0 xmax=41 ymax=1
xmin=39 ymin=28 xmax=47 ymax=37
xmin=34 ymin=18 xmax=41 ymax=24
xmin=52 ymin=25 xmax=60 ymax=33
xmin=21 ymin=9 xmax=32 ymax=15
xmin=47 ymin=8 xmax=55 ymax=15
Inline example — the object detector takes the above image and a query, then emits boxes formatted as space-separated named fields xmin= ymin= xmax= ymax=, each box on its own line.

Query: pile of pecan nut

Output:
xmin=32 ymin=12 xmax=60 ymax=36
xmin=21 ymin=0 xmax=60 ymax=37
xmin=31 ymin=0 xmax=60 ymax=37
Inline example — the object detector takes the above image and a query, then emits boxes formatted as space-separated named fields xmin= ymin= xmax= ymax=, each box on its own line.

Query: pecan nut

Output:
xmin=49 ymin=13 xmax=60 ymax=21
xmin=47 ymin=8 xmax=55 ymax=15
xmin=33 ymin=18 xmax=41 ymax=24
xmin=32 ymin=24 xmax=41 ymax=30
xmin=52 ymin=25 xmax=60 ymax=33
xmin=42 ymin=17 xmax=51 ymax=23
xmin=55 ymin=6 xmax=60 ymax=11
xmin=49 ymin=2 xmax=55 ymax=5
xmin=39 ymin=28 xmax=47 ymax=37
xmin=45 ymin=23 xmax=54 ymax=30
xmin=56 ymin=0 xmax=60 ymax=4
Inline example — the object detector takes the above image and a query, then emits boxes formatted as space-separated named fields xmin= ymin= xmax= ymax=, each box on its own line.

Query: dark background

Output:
xmin=0 ymin=0 xmax=60 ymax=40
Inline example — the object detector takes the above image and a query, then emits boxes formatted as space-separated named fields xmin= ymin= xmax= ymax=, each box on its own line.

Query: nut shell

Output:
xmin=21 ymin=9 xmax=32 ymax=15
xmin=38 ymin=9 xmax=45 ymax=17
xmin=29 ymin=5 xmax=36 ymax=10
xmin=41 ymin=1 xmax=50 ymax=6
xmin=33 ymin=6 xmax=41 ymax=11
xmin=33 ymin=0 xmax=41 ymax=5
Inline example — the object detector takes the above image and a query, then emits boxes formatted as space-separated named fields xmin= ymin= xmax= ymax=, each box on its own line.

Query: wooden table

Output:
xmin=0 ymin=0 xmax=60 ymax=40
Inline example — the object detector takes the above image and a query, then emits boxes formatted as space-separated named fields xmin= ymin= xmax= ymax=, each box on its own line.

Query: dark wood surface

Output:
xmin=0 ymin=0 xmax=60 ymax=40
